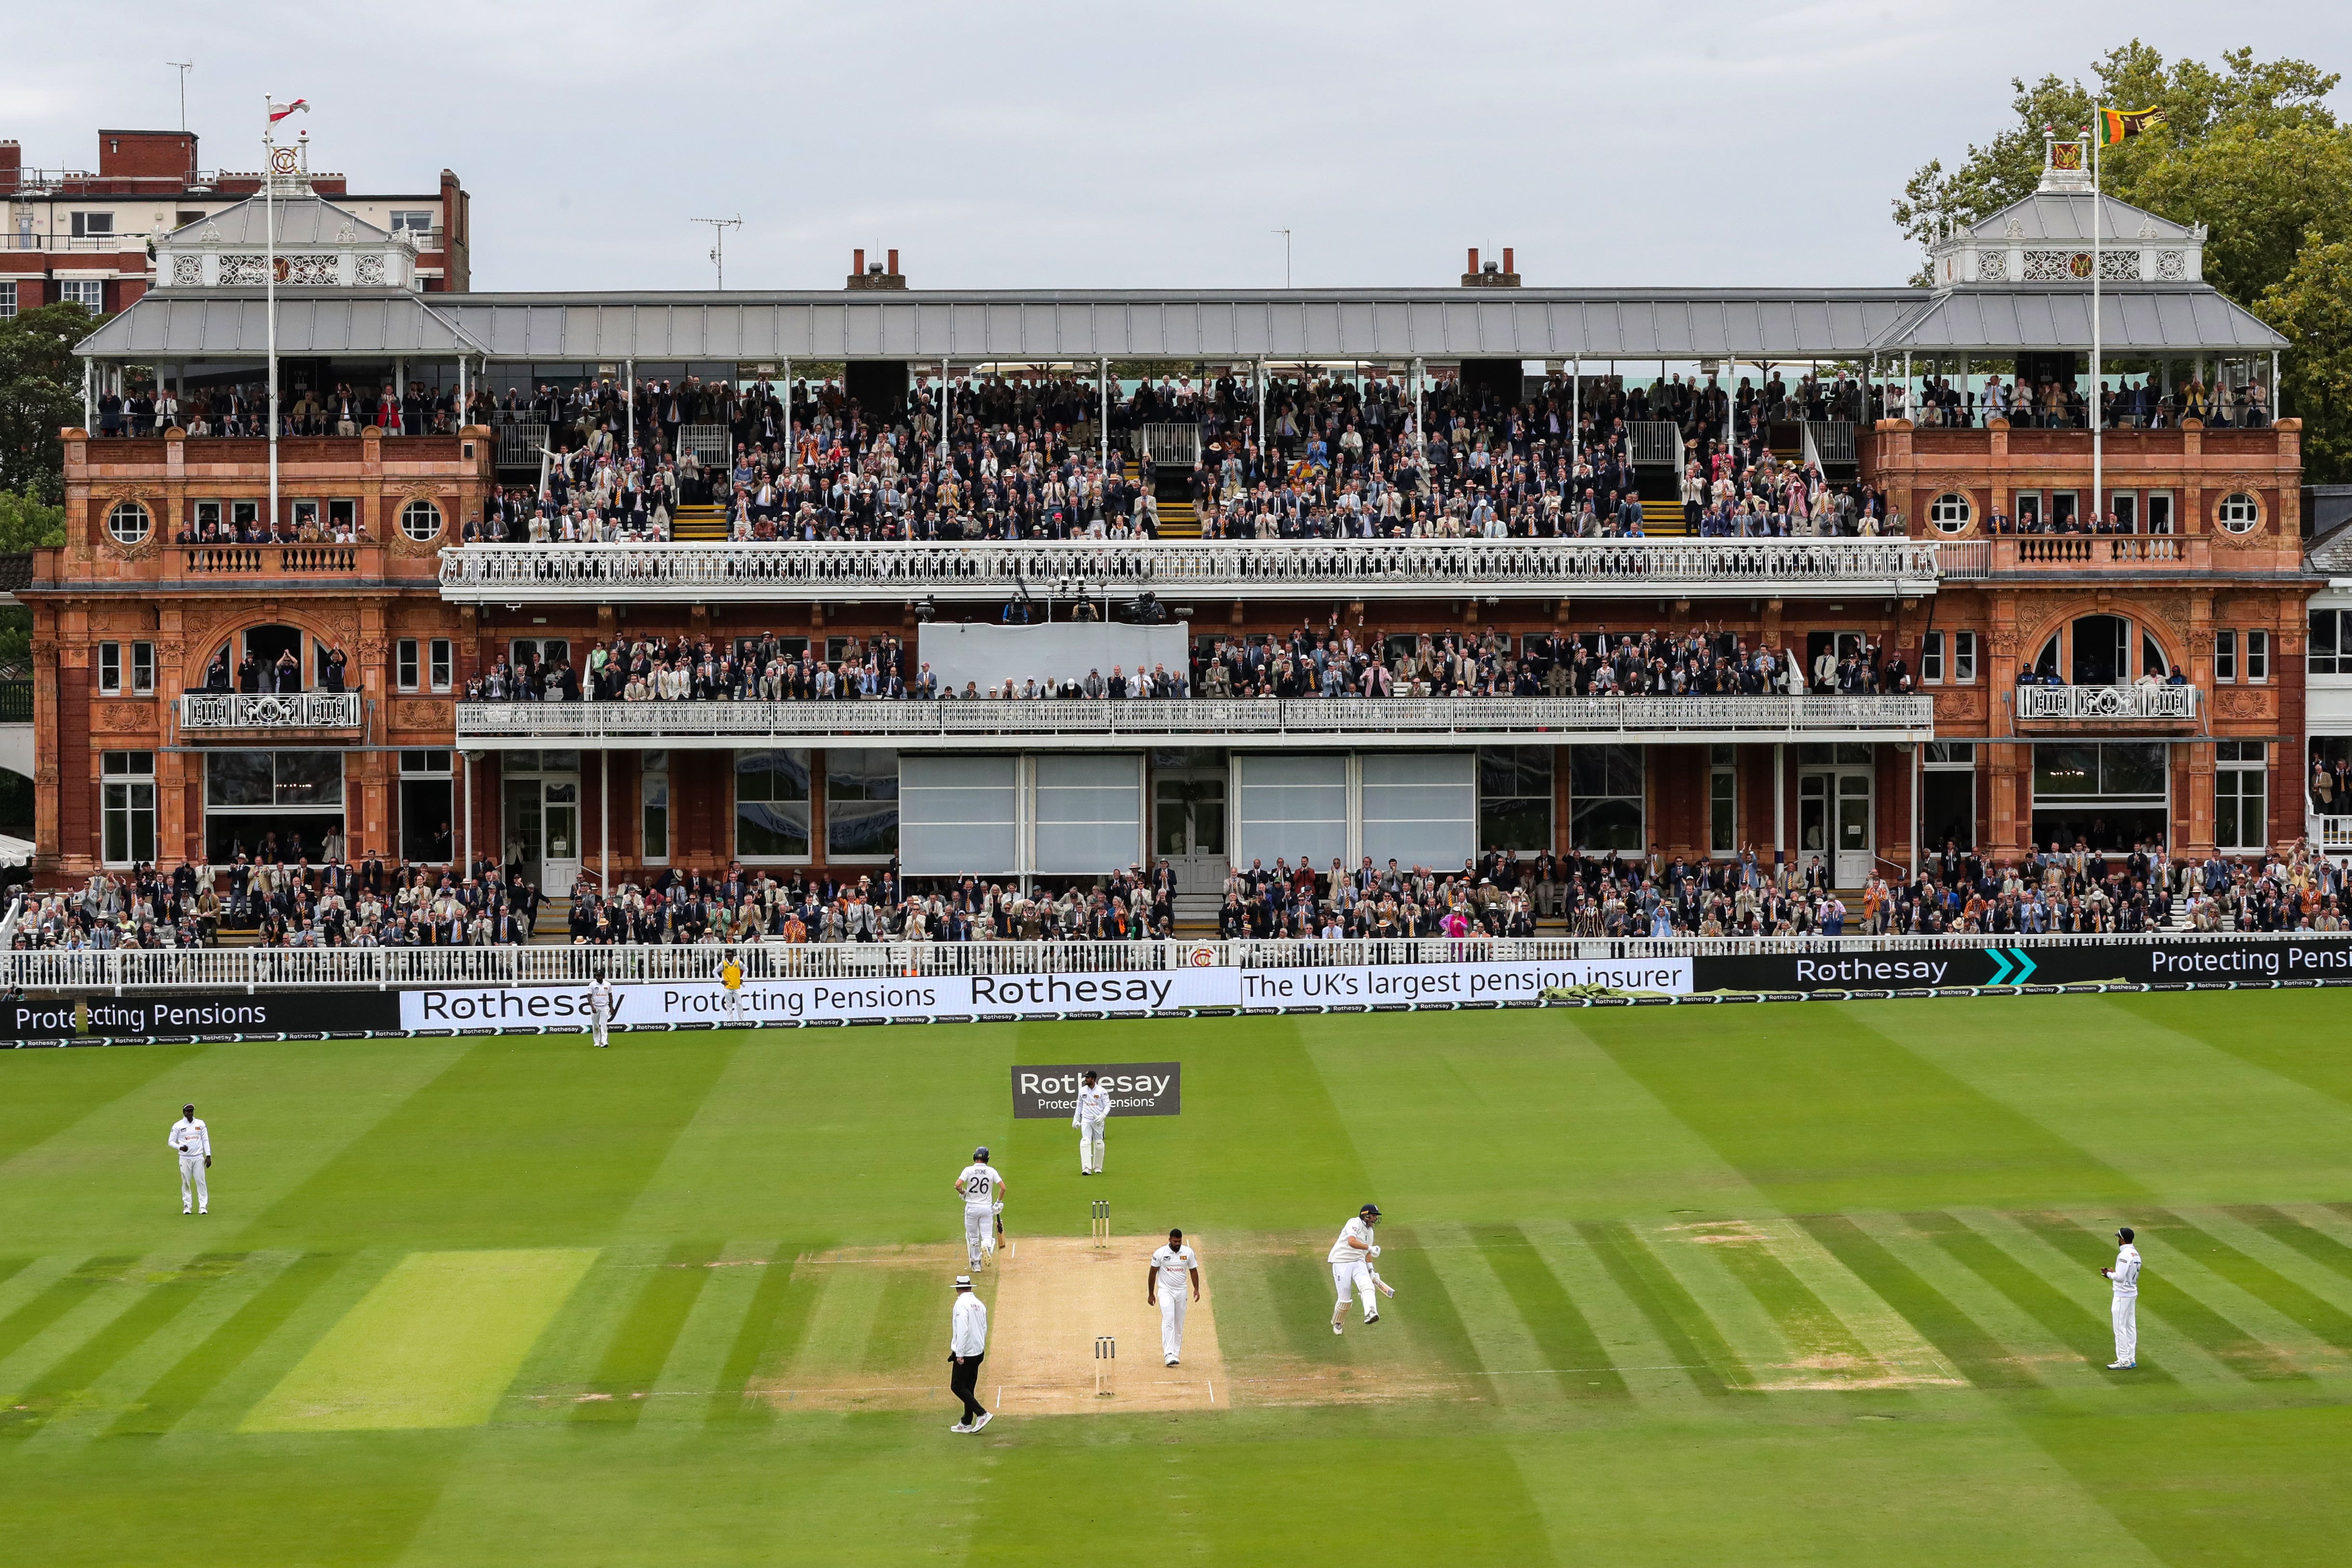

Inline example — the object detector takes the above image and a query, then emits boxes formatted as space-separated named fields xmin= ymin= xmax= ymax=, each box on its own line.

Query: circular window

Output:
xmin=400 ymin=500 xmax=445 ymax=542
xmin=2216 ymin=492 xmax=2260 ymax=534
xmin=106 ymin=501 xmax=151 ymax=545
xmin=1928 ymin=492 xmax=1973 ymax=533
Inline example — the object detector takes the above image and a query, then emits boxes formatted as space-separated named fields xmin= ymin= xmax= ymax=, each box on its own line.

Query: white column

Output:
xmin=625 ymin=359 xmax=635 ymax=464
xmin=462 ymin=754 xmax=473 ymax=871
xmin=1098 ymin=356 xmax=1108 ymax=474
xmin=82 ymin=357 xmax=93 ymax=433
xmin=1909 ymin=742 xmax=1921 ymax=879
xmin=781 ymin=356 xmax=792 ymax=468
xmin=1255 ymin=358 xmax=1266 ymax=456
xmin=1344 ymin=752 xmax=1364 ymax=869
xmin=1772 ymin=742 xmax=1785 ymax=872
xmin=600 ymin=749 xmax=609 ymax=895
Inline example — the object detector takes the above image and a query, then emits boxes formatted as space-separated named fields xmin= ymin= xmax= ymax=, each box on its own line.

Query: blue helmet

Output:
xmin=974 ymin=1146 xmax=990 ymax=1162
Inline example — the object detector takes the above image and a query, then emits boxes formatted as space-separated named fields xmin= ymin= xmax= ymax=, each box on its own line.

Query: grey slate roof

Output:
xmin=78 ymin=293 xmax=486 ymax=357
xmin=169 ymin=195 xmax=394 ymax=248
xmin=1870 ymin=288 xmax=2284 ymax=353
xmin=1962 ymin=191 xmax=2197 ymax=244
xmin=2308 ymin=522 xmax=2352 ymax=576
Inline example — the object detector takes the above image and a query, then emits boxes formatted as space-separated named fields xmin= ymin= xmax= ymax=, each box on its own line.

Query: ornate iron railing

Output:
xmin=177 ymin=692 xmax=363 ymax=731
xmin=2014 ymin=685 xmax=2198 ymax=722
xmin=436 ymin=538 xmax=1946 ymax=602
xmin=454 ymin=694 xmax=1937 ymax=746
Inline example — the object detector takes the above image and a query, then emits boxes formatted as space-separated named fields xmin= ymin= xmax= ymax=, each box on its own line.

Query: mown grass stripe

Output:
xmin=1908 ymin=1212 xmax=2176 ymax=1384
xmin=1797 ymin=1215 xmax=2034 ymax=1389
xmin=1470 ymin=1225 xmax=1629 ymax=1398
xmin=1370 ymin=1226 xmax=1486 ymax=1377
xmin=858 ymin=1267 xmax=938 ymax=1376
xmin=704 ymin=1251 xmax=801 ymax=1423
xmin=1575 ymin=1220 xmax=1751 ymax=1396
xmin=0 ymin=1254 xmax=247 ymax=1436
xmin=2144 ymin=1209 xmax=2352 ymax=1355
xmin=106 ymin=1252 xmax=346 ymax=1437
xmin=0 ymin=1255 xmax=137 ymax=1369
xmin=2226 ymin=1205 xmax=2352 ymax=1288
xmin=2017 ymin=1213 xmax=2304 ymax=1383
xmin=0 ymin=1258 xmax=31 ymax=1296
xmin=572 ymin=1241 xmax=724 ymax=1427
xmin=1701 ymin=1227 xmax=1884 ymax=1380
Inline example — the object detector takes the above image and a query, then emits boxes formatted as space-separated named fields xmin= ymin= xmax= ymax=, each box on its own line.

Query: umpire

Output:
xmin=948 ymin=1274 xmax=991 ymax=1433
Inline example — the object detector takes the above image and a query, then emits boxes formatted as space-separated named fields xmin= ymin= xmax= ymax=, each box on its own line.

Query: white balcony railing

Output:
xmin=178 ymin=692 xmax=363 ymax=731
xmin=2014 ymin=684 xmax=2198 ymax=723
xmin=2312 ymin=815 xmax=2352 ymax=853
xmin=454 ymin=694 xmax=1937 ymax=749
xmin=435 ymin=538 xmax=1946 ymax=604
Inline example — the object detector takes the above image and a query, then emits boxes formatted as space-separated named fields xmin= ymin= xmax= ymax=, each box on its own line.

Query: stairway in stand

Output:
xmin=1135 ymin=457 xmax=1201 ymax=540
xmin=1639 ymin=499 xmax=1689 ymax=537
xmin=670 ymin=503 xmax=728 ymax=542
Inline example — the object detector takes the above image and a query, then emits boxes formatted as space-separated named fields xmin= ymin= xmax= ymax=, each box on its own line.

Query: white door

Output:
xmin=1153 ymin=773 xmax=1228 ymax=895
xmin=1833 ymin=770 xmax=1874 ymax=887
xmin=541 ymin=778 xmax=581 ymax=892
xmin=1799 ymin=769 xmax=1875 ymax=887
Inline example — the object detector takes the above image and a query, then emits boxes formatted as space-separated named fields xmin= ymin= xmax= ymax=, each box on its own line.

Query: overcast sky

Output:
xmin=10 ymin=3 xmax=2350 ymax=294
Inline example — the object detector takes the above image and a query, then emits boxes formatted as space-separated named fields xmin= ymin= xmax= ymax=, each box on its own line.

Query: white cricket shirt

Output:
xmin=2110 ymin=1243 xmax=2142 ymax=1296
xmin=958 ymin=1163 xmax=1004 ymax=1212
xmin=951 ymin=1291 xmax=989 ymax=1356
xmin=1150 ymin=1244 xmax=1197 ymax=1291
xmin=1074 ymin=1084 xmax=1113 ymax=1124
xmin=168 ymin=1117 xmax=210 ymax=1158
xmin=588 ymin=981 xmax=614 ymax=1019
xmin=1328 ymin=1217 xmax=1374 ymax=1264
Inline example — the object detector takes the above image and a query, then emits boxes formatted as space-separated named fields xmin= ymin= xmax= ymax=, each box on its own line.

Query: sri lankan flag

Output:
xmin=2098 ymin=106 xmax=2167 ymax=146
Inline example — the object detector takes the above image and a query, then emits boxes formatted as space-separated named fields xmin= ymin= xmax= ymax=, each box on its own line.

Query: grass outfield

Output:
xmin=2 ymin=992 xmax=2351 ymax=1564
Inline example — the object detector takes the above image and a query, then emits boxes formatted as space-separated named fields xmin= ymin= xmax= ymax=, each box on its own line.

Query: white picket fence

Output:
xmin=5 ymin=929 xmax=2344 ymax=995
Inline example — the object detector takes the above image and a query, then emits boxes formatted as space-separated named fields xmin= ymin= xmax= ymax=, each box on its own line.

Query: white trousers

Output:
xmin=964 ymin=1209 xmax=992 ymax=1264
xmin=1161 ymin=1288 xmax=1187 ymax=1361
xmin=591 ymin=1011 xmax=610 ymax=1048
xmin=1332 ymin=1260 xmax=1374 ymax=1313
xmin=723 ymin=988 xmax=746 ymax=1023
xmin=1077 ymin=1117 xmax=1105 ymax=1173
xmin=179 ymin=1151 xmax=208 ymax=1212
xmin=2112 ymin=1292 xmax=2138 ymax=1364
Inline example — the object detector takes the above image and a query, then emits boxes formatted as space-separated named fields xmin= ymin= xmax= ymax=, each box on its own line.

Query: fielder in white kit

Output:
xmin=1329 ymin=1203 xmax=1395 ymax=1334
xmin=2101 ymin=1225 xmax=2142 ymax=1369
xmin=588 ymin=971 xmax=615 ymax=1049
xmin=1147 ymin=1228 xmax=1201 ymax=1365
xmin=1073 ymin=1071 xmax=1112 ymax=1175
xmin=168 ymin=1103 xmax=211 ymax=1215
xmin=955 ymin=1148 xmax=1006 ymax=1271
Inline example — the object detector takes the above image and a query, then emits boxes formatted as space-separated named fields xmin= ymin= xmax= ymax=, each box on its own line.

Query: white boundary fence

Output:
xmin=8 ymin=930 xmax=2348 ymax=994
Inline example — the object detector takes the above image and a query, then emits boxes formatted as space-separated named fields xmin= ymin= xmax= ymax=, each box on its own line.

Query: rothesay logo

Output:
xmin=1011 ymin=1062 xmax=1182 ymax=1118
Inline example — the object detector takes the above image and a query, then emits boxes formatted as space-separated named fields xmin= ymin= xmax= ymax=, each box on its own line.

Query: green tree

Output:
xmin=0 ymin=489 xmax=61 ymax=674
xmin=0 ymin=301 xmax=106 ymax=502
xmin=1893 ymin=44 xmax=2349 ymax=303
xmin=2258 ymin=237 xmax=2352 ymax=486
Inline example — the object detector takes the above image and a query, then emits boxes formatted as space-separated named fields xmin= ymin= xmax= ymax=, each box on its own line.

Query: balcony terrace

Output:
xmin=436 ymin=539 xmax=1946 ymax=605
xmin=2012 ymin=684 xmax=2198 ymax=727
xmin=179 ymin=692 xmax=363 ymax=732
xmin=454 ymin=693 xmax=1937 ymax=750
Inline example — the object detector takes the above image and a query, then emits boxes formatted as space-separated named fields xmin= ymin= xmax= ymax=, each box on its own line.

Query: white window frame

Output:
xmin=1708 ymin=744 xmax=1737 ymax=856
xmin=1927 ymin=492 xmax=1971 ymax=533
xmin=2144 ymin=491 xmax=2175 ymax=534
xmin=2214 ymin=741 xmax=2267 ymax=853
xmin=2216 ymin=492 xmax=2260 ymax=534
xmin=2215 ymin=630 xmax=2237 ymax=684
xmin=132 ymin=640 xmax=155 ymax=695
xmin=97 ymin=641 xmax=122 ymax=696
xmin=1954 ymin=631 xmax=1977 ymax=684
xmin=2311 ymin=608 xmax=2351 ymax=677
xmin=58 ymin=279 xmax=105 ymax=311
xmin=642 ymin=750 xmax=671 ymax=866
xmin=0 ymin=280 xmax=16 ymax=320
xmin=395 ymin=638 xmax=421 ymax=691
xmin=70 ymin=211 xmax=115 ymax=238
xmin=2246 ymin=629 xmax=2269 ymax=684
xmin=429 ymin=638 xmax=454 ymax=692
xmin=100 ymin=750 xmax=156 ymax=868
xmin=1921 ymin=630 xmax=1945 ymax=684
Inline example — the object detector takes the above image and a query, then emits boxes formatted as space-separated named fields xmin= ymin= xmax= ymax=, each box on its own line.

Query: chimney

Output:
xmin=0 ymin=141 xmax=18 ymax=196
xmin=1462 ymin=245 xmax=1522 ymax=288
xmin=846 ymin=247 xmax=909 ymax=291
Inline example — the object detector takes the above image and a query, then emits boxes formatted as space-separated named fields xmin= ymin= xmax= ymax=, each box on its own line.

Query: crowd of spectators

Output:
xmin=562 ymin=864 xmax=1175 ymax=944
xmin=436 ymin=367 xmax=1897 ymax=548
xmin=95 ymin=381 xmax=484 ymax=439
xmin=7 ymin=855 xmax=545 ymax=950
xmin=463 ymin=621 xmax=1916 ymax=707
xmin=1897 ymin=371 xmax=2273 ymax=432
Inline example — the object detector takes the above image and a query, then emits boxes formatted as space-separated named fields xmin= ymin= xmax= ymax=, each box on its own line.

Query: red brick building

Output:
xmin=31 ymin=137 xmax=2313 ymax=893
xmin=1 ymin=127 xmax=468 ymax=319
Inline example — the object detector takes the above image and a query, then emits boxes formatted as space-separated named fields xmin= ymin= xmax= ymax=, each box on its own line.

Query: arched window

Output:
xmin=107 ymin=501 xmax=151 ymax=545
xmin=1928 ymin=492 xmax=1972 ymax=533
xmin=400 ymin=499 xmax=445 ymax=542
xmin=2216 ymin=492 xmax=2261 ymax=534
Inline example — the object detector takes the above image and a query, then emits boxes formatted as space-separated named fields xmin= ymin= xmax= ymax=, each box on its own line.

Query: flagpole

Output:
xmin=264 ymin=96 xmax=279 ymax=539
xmin=2090 ymin=119 xmax=2102 ymax=527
